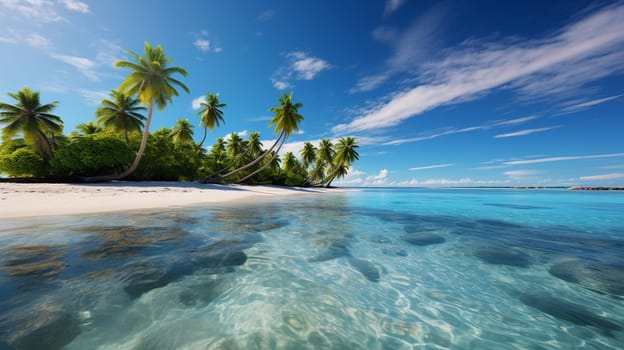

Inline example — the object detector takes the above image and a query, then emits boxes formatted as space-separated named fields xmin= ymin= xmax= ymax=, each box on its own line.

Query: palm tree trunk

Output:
xmin=321 ymin=166 xmax=339 ymax=187
xmin=216 ymin=130 xmax=285 ymax=180
xmin=82 ymin=97 xmax=153 ymax=182
xmin=235 ymin=135 xmax=287 ymax=184
xmin=305 ymin=161 xmax=322 ymax=185
xmin=197 ymin=127 xmax=208 ymax=148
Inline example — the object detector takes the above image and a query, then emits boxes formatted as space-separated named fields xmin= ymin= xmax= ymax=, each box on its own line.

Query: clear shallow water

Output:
xmin=0 ymin=188 xmax=623 ymax=349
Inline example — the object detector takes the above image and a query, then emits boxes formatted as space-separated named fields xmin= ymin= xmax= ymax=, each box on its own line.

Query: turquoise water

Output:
xmin=0 ymin=188 xmax=623 ymax=349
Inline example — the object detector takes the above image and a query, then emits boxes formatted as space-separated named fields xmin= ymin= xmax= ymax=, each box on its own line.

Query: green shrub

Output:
xmin=0 ymin=147 xmax=48 ymax=177
xmin=51 ymin=133 xmax=133 ymax=177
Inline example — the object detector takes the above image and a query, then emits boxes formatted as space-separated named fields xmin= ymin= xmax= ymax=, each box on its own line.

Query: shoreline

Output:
xmin=0 ymin=182 xmax=344 ymax=219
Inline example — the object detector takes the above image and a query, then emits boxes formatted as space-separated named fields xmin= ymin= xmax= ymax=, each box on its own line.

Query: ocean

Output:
xmin=0 ymin=188 xmax=623 ymax=349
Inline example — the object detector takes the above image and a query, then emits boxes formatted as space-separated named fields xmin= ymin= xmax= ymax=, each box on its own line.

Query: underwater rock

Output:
xmin=81 ymin=226 xmax=188 ymax=260
xmin=382 ymin=247 xmax=409 ymax=257
xmin=518 ymin=293 xmax=622 ymax=337
xmin=347 ymin=257 xmax=380 ymax=283
xmin=191 ymin=240 xmax=248 ymax=268
xmin=178 ymin=279 xmax=223 ymax=307
xmin=0 ymin=245 xmax=68 ymax=281
xmin=308 ymin=241 xmax=350 ymax=262
xmin=120 ymin=261 xmax=182 ymax=298
xmin=3 ymin=300 xmax=81 ymax=350
xmin=474 ymin=246 xmax=531 ymax=267
xmin=401 ymin=233 xmax=445 ymax=246
xmin=549 ymin=260 xmax=624 ymax=298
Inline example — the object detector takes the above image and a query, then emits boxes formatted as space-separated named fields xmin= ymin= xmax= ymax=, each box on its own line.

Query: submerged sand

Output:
xmin=0 ymin=182 xmax=342 ymax=219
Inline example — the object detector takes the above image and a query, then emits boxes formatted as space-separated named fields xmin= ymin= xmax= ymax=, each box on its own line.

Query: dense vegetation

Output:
xmin=0 ymin=42 xmax=358 ymax=187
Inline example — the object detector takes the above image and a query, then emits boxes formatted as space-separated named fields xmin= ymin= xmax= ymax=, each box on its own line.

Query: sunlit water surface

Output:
xmin=1 ymin=188 xmax=623 ymax=349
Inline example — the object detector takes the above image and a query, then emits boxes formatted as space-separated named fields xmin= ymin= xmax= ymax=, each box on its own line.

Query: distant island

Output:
xmin=567 ymin=187 xmax=624 ymax=191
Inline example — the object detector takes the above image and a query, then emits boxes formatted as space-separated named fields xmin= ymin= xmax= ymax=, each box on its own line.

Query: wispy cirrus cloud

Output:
xmin=77 ymin=89 xmax=108 ymax=106
xmin=351 ymin=5 xmax=447 ymax=93
xmin=0 ymin=0 xmax=65 ymax=22
xmin=383 ymin=115 xmax=537 ymax=145
xmin=50 ymin=53 xmax=99 ymax=80
xmin=579 ymin=173 xmax=624 ymax=181
xmin=562 ymin=94 xmax=622 ymax=112
xmin=25 ymin=33 xmax=51 ymax=49
xmin=503 ymin=153 xmax=624 ymax=165
xmin=384 ymin=0 xmax=406 ymax=16
xmin=409 ymin=163 xmax=454 ymax=171
xmin=272 ymin=52 xmax=330 ymax=90
xmin=336 ymin=4 xmax=624 ymax=133
xmin=494 ymin=126 xmax=559 ymax=138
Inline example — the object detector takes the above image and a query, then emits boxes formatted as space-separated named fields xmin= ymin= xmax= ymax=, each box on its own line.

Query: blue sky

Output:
xmin=1 ymin=0 xmax=623 ymax=186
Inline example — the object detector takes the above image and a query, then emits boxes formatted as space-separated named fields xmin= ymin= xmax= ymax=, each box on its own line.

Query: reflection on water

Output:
xmin=0 ymin=189 xmax=622 ymax=349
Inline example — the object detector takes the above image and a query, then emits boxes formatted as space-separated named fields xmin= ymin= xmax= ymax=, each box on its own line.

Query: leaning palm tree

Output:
xmin=75 ymin=121 xmax=103 ymax=136
xmin=96 ymin=90 xmax=146 ymax=144
xmin=224 ymin=92 xmax=303 ymax=183
xmin=196 ymin=92 xmax=226 ymax=148
xmin=0 ymin=87 xmax=63 ymax=160
xmin=170 ymin=119 xmax=194 ymax=148
xmin=282 ymin=152 xmax=299 ymax=173
xmin=85 ymin=42 xmax=189 ymax=181
xmin=306 ymin=138 xmax=333 ymax=185
xmin=300 ymin=141 xmax=316 ymax=170
xmin=323 ymin=137 xmax=359 ymax=187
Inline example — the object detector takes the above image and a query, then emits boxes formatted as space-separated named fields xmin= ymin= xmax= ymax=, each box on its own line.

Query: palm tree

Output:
xmin=208 ymin=137 xmax=226 ymax=169
xmin=246 ymin=132 xmax=263 ymax=160
xmin=86 ymin=42 xmax=189 ymax=181
xmin=224 ymin=92 xmax=303 ymax=183
xmin=300 ymin=141 xmax=316 ymax=170
xmin=170 ymin=119 xmax=194 ymax=148
xmin=323 ymin=137 xmax=359 ymax=187
xmin=0 ymin=87 xmax=63 ymax=160
xmin=75 ymin=121 xmax=103 ymax=135
xmin=196 ymin=92 xmax=225 ymax=148
xmin=96 ymin=90 xmax=146 ymax=144
xmin=306 ymin=138 xmax=334 ymax=185
xmin=282 ymin=152 xmax=299 ymax=173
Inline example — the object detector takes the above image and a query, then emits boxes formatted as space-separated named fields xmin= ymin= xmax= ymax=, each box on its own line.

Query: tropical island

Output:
xmin=0 ymin=43 xmax=359 ymax=189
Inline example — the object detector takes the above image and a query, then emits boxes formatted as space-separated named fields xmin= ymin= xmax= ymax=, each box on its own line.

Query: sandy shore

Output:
xmin=0 ymin=182 xmax=342 ymax=219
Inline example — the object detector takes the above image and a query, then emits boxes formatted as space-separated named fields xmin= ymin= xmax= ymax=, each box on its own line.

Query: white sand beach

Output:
xmin=0 ymin=182 xmax=342 ymax=219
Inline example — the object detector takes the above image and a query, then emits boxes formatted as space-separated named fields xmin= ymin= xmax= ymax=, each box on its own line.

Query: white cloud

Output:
xmin=50 ymin=53 xmax=98 ymax=80
xmin=194 ymin=38 xmax=210 ymax=52
xmin=504 ymin=153 xmax=624 ymax=165
xmin=384 ymin=0 xmax=406 ymax=16
xmin=0 ymin=36 xmax=16 ymax=43
xmin=333 ymin=168 xmax=389 ymax=186
xmin=289 ymin=52 xmax=331 ymax=80
xmin=25 ymin=33 xmax=50 ymax=49
xmin=579 ymin=173 xmax=624 ymax=181
xmin=192 ymin=95 xmax=205 ymax=110
xmin=224 ymin=130 xmax=248 ymax=142
xmin=336 ymin=4 xmax=624 ymax=133
xmin=504 ymin=170 xmax=539 ymax=177
xmin=409 ymin=163 xmax=454 ymax=171
xmin=271 ymin=52 xmax=330 ymax=90
xmin=271 ymin=79 xmax=291 ymax=90
xmin=562 ymin=94 xmax=622 ymax=112
xmin=59 ymin=0 xmax=89 ymax=13
xmin=494 ymin=126 xmax=559 ymax=138
xmin=0 ymin=0 xmax=65 ymax=22
xmin=256 ymin=9 xmax=275 ymax=22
